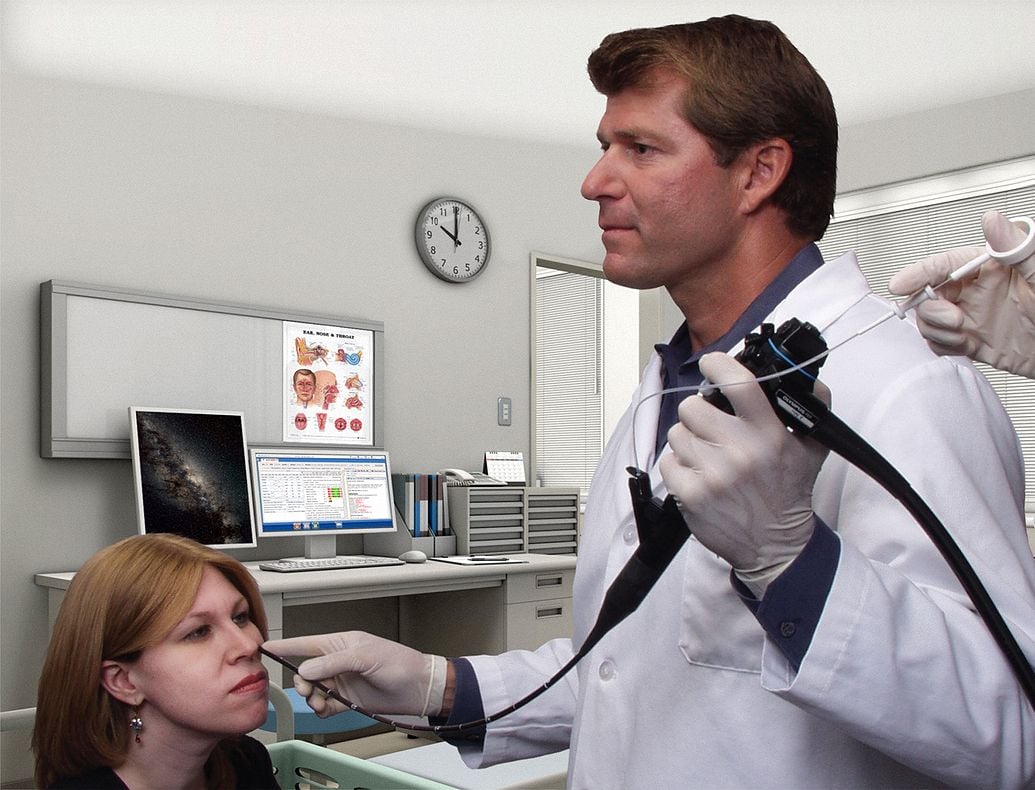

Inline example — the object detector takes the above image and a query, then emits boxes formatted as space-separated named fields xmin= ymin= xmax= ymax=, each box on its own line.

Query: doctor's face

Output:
xmin=125 ymin=567 xmax=269 ymax=742
xmin=581 ymin=69 xmax=741 ymax=294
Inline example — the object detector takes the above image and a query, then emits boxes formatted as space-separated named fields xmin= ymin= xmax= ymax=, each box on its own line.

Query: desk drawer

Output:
xmin=506 ymin=568 xmax=574 ymax=604
xmin=505 ymin=597 xmax=573 ymax=651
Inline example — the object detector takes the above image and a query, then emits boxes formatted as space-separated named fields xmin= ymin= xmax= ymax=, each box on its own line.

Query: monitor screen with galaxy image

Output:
xmin=129 ymin=407 xmax=257 ymax=549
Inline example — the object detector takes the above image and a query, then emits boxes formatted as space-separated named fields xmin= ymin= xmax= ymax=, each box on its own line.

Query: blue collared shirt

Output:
xmin=653 ymin=243 xmax=824 ymax=459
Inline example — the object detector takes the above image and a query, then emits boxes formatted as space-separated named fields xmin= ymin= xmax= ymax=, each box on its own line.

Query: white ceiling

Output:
xmin=2 ymin=0 xmax=1034 ymax=148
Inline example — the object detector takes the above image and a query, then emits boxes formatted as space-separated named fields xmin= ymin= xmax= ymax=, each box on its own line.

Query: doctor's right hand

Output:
xmin=262 ymin=631 xmax=449 ymax=718
xmin=888 ymin=210 xmax=1035 ymax=379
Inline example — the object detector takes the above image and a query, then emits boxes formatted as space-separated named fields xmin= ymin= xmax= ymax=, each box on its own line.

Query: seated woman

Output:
xmin=33 ymin=533 xmax=278 ymax=789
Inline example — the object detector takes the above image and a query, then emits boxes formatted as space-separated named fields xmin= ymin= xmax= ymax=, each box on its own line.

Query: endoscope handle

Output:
xmin=626 ymin=467 xmax=690 ymax=566
xmin=578 ymin=469 xmax=690 ymax=655
xmin=585 ymin=320 xmax=829 ymax=657
xmin=703 ymin=318 xmax=829 ymax=435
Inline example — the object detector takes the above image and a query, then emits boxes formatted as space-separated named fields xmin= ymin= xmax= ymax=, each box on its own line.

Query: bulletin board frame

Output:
xmin=40 ymin=280 xmax=385 ymax=459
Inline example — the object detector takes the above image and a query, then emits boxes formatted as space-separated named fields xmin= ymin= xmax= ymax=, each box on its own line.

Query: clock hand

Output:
xmin=438 ymin=225 xmax=461 ymax=245
xmin=453 ymin=206 xmax=460 ymax=249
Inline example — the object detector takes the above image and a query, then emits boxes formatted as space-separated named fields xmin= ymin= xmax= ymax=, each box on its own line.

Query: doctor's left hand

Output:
xmin=659 ymin=352 xmax=830 ymax=597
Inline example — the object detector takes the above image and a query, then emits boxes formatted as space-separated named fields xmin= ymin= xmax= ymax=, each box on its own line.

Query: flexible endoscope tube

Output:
xmin=803 ymin=403 xmax=1035 ymax=709
xmin=262 ymin=636 xmax=587 ymax=735
xmin=262 ymin=313 xmax=1035 ymax=731
xmin=259 ymin=498 xmax=688 ymax=737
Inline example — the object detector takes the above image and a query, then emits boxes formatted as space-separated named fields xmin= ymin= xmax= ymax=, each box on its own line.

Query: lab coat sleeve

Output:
xmin=454 ymin=637 xmax=579 ymax=767
xmin=762 ymin=355 xmax=1035 ymax=788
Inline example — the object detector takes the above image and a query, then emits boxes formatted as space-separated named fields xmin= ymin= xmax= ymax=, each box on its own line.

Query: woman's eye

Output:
xmin=232 ymin=611 xmax=250 ymax=627
xmin=185 ymin=625 xmax=210 ymax=641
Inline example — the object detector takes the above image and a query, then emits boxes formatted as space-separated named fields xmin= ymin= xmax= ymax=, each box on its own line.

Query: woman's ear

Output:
xmin=100 ymin=661 xmax=144 ymax=707
xmin=737 ymin=138 xmax=793 ymax=215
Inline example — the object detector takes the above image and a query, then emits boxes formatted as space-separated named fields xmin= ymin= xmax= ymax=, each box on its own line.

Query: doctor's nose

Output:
xmin=581 ymin=154 xmax=623 ymax=203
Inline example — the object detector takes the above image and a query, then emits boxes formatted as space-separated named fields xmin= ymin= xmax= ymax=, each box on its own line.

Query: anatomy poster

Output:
xmin=283 ymin=321 xmax=374 ymax=444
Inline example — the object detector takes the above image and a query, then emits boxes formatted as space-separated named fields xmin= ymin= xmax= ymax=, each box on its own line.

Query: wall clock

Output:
xmin=415 ymin=197 xmax=491 ymax=283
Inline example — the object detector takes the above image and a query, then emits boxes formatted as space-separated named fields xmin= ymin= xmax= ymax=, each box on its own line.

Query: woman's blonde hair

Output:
xmin=33 ymin=534 xmax=268 ymax=788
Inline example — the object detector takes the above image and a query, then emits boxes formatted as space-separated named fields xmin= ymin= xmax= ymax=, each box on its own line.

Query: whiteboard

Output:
xmin=41 ymin=281 xmax=385 ymax=459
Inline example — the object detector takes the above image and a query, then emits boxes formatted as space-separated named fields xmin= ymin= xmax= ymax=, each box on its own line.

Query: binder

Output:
xmin=391 ymin=473 xmax=415 ymax=535
xmin=428 ymin=473 xmax=438 ymax=536
xmin=417 ymin=474 xmax=429 ymax=536
xmin=365 ymin=470 xmax=457 ymax=557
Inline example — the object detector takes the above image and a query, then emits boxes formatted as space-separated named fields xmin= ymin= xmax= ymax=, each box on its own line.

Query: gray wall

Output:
xmin=839 ymin=87 xmax=1035 ymax=193
xmin=2 ymin=70 xmax=1033 ymax=783
xmin=0 ymin=71 xmax=604 ymax=781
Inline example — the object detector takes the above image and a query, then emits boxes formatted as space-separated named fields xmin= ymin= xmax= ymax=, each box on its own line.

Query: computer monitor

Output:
xmin=249 ymin=445 xmax=397 ymax=559
xmin=129 ymin=407 xmax=257 ymax=549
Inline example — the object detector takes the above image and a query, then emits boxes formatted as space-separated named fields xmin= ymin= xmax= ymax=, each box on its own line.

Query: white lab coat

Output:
xmin=463 ymin=252 xmax=1035 ymax=788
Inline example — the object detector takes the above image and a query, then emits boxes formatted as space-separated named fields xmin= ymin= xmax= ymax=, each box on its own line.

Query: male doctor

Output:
xmin=265 ymin=16 xmax=1035 ymax=788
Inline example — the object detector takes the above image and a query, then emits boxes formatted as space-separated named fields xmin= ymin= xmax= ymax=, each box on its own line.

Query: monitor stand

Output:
xmin=302 ymin=534 xmax=338 ymax=560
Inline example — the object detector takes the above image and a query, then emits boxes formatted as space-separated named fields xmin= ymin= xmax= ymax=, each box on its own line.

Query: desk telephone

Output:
xmin=440 ymin=468 xmax=508 ymax=487
xmin=443 ymin=451 xmax=526 ymax=486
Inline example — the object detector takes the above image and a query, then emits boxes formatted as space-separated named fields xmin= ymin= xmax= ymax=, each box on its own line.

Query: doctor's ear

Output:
xmin=736 ymin=138 xmax=793 ymax=215
xmin=100 ymin=660 xmax=144 ymax=707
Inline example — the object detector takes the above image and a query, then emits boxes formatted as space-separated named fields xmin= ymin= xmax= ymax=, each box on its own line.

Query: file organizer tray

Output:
xmin=364 ymin=523 xmax=456 ymax=559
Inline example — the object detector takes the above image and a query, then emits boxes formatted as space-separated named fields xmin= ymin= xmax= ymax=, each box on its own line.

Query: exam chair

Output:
xmin=263 ymin=683 xmax=385 ymax=745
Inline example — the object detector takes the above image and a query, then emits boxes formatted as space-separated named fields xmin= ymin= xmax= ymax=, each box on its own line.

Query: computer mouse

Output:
xmin=399 ymin=549 xmax=428 ymax=563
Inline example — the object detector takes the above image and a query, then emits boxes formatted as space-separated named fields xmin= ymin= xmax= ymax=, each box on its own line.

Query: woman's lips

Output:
xmin=230 ymin=671 xmax=268 ymax=694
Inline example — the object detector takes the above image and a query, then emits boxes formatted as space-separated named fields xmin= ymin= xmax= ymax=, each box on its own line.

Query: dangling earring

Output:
xmin=129 ymin=711 xmax=143 ymax=744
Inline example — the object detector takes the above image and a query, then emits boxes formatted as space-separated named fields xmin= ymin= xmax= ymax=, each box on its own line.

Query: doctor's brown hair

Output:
xmin=32 ymin=533 xmax=268 ymax=789
xmin=587 ymin=14 xmax=837 ymax=240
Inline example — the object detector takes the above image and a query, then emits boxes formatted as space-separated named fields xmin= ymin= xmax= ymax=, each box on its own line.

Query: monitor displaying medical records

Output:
xmin=250 ymin=446 xmax=397 ymax=557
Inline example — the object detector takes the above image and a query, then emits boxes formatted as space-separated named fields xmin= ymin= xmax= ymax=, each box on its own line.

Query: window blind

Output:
xmin=817 ymin=175 xmax=1035 ymax=514
xmin=535 ymin=271 xmax=603 ymax=491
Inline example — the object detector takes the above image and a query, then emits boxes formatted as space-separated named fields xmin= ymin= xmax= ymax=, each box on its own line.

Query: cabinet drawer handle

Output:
xmin=536 ymin=606 xmax=564 ymax=619
xmin=535 ymin=574 xmax=563 ymax=589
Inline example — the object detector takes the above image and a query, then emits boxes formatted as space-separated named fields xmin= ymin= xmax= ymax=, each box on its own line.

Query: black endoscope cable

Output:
xmin=260 ymin=536 xmax=669 ymax=737
xmin=259 ymin=486 xmax=689 ymax=735
xmin=801 ymin=397 xmax=1035 ymax=709
xmin=261 ymin=318 xmax=1035 ymax=729
xmin=723 ymin=320 xmax=1035 ymax=710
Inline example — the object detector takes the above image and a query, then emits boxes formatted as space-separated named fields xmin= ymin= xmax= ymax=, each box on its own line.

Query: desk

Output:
xmin=35 ymin=554 xmax=576 ymax=684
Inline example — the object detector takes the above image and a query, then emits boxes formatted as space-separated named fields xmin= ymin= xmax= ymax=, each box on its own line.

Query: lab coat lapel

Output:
xmin=765 ymin=251 xmax=874 ymax=341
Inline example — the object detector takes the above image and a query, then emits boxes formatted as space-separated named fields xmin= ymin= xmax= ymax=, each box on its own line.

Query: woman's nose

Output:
xmin=227 ymin=624 xmax=262 ymax=661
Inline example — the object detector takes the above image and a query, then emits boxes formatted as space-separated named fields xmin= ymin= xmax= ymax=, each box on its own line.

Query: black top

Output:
xmin=48 ymin=735 xmax=278 ymax=789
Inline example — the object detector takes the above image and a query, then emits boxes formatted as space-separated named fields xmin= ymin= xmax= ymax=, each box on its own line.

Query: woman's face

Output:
xmin=126 ymin=567 xmax=268 ymax=741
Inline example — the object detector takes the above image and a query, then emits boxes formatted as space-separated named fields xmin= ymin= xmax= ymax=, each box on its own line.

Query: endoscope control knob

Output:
xmin=703 ymin=318 xmax=829 ymax=434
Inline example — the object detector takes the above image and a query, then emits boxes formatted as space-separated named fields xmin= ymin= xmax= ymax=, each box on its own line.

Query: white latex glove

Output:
xmin=262 ymin=631 xmax=447 ymax=718
xmin=888 ymin=210 xmax=1035 ymax=379
xmin=659 ymin=352 xmax=830 ymax=597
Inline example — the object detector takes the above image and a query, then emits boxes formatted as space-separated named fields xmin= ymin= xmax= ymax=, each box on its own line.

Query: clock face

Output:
xmin=415 ymin=198 xmax=491 ymax=283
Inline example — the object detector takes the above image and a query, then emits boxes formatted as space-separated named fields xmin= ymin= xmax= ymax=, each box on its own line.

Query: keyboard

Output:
xmin=258 ymin=555 xmax=407 ymax=573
